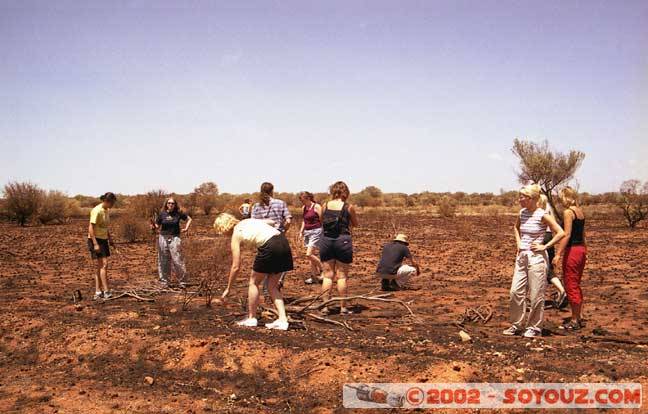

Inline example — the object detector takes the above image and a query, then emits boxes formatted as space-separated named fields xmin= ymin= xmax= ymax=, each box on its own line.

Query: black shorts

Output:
xmin=319 ymin=234 xmax=353 ymax=264
xmin=253 ymin=234 xmax=294 ymax=274
xmin=87 ymin=238 xmax=110 ymax=259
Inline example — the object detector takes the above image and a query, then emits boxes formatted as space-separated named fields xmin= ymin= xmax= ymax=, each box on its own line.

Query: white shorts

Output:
xmin=303 ymin=227 xmax=323 ymax=249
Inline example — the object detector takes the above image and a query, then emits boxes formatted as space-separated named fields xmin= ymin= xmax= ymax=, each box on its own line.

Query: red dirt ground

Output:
xmin=1 ymin=210 xmax=647 ymax=413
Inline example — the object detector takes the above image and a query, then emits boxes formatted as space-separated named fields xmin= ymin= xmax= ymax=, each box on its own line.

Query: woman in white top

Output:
xmin=503 ymin=184 xmax=565 ymax=338
xmin=214 ymin=213 xmax=294 ymax=330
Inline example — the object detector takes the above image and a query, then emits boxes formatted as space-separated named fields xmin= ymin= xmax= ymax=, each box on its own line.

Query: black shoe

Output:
xmin=390 ymin=280 xmax=400 ymax=291
xmin=381 ymin=279 xmax=392 ymax=291
xmin=557 ymin=292 xmax=569 ymax=309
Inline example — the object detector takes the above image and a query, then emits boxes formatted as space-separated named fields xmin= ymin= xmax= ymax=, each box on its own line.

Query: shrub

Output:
xmin=618 ymin=179 xmax=648 ymax=228
xmin=117 ymin=214 xmax=150 ymax=243
xmin=37 ymin=190 xmax=74 ymax=224
xmin=437 ymin=196 xmax=456 ymax=218
xmin=192 ymin=182 xmax=219 ymax=215
xmin=128 ymin=189 xmax=168 ymax=219
xmin=3 ymin=181 xmax=44 ymax=226
xmin=512 ymin=139 xmax=585 ymax=216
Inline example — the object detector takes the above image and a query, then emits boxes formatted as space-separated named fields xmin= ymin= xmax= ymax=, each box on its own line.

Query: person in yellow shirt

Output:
xmin=87 ymin=192 xmax=117 ymax=300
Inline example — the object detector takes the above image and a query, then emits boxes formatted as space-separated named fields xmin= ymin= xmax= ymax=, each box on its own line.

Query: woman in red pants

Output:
xmin=554 ymin=187 xmax=587 ymax=330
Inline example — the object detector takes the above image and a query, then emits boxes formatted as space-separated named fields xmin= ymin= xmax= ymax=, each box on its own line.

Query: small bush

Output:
xmin=437 ymin=196 xmax=457 ymax=218
xmin=37 ymin=191 xmax=69 ymax=224
xmin=128 ymin=189 xmax=168 ymax=219
xmin=3 ymin=181 xmax=44 ymax=226
xmin=117 ymin=214 xmax=150 ymax=243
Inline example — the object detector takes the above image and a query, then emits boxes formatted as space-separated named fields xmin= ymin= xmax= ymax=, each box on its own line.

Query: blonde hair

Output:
xmin=559 ymin=186 xmax=579 ymax=207
xmin=520 ymin=183 xmax=541 ymax=199
xmin=538 ymin=194 xmax=548 ymax=210
xmin=213 ymin=213 xmax=240 ymax=235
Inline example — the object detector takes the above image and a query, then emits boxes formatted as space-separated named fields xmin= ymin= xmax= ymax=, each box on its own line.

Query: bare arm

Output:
xmin=222 ymin=234 xmax=242 ymax=298
xmin=532 ymin=214 xmax=565 ymax=252
xmin=348 ymin=204 xmax=359 ymax=227
xmin=513 ymin=216 xmax=521 ymax=252
xmin=88 ymin=223 xmax=99 ymax=251
xmin=182 ymin=215 xmax=193 ymax=233
xmin=554 ymin=210 xmax=573 ymax=261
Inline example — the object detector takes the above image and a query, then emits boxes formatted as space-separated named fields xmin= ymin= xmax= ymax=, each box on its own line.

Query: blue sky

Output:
xmin=1 ymin=0 xmax=646 ymax=196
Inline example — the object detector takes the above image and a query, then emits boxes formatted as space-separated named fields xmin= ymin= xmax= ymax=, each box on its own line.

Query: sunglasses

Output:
xmin=167 ymin=202 xmax=176 ymax=205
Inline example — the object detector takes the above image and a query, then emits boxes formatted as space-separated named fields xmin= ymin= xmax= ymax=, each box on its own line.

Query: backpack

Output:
xmin=322 ymin=202 xmax=346 ymax=237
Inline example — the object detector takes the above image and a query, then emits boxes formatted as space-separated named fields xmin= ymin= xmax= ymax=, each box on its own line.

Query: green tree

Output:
xmin=512 ymin=139 xmax=585 ymax=218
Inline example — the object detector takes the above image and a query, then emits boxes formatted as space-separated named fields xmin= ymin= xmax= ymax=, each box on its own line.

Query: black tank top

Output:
xmin=568 ymin=207 xmax=585 ymax=246
xmin=322 ymin=202 xmax=351 ymax=236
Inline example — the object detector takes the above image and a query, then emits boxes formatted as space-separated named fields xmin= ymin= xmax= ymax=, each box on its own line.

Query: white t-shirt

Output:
xmin=234 ymin=219 xmax=280 ymax=248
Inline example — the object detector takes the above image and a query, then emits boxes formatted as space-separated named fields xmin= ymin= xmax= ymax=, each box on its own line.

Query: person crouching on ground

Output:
xmin=376 ymin=234 xmax=420 ymax=291
xmin=503 ymin=184 xmax=565 ymax=338
xmin=151 ymin=197 xmax=192 ymax=289
xmin=214 ymin=213 xmax=293 ymax=330
xmin=87 ymin=192 xmax=117 ymax=300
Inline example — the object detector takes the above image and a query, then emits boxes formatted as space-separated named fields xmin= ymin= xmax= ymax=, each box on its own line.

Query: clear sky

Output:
xmin=1 ymin=0 xmax=647 ymax=196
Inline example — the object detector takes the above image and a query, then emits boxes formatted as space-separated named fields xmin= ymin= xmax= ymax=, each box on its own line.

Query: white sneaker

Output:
xmin=502 ymin=325 xmax=520 ymax=336
xmin=102 ymin=292 xmax=112 ymax=299
xmin=523 ymin=328 xmax=541 ymax=338
xmin=235 ymin=318 xmax=258 ymax=327
xmin=265 ymin=320 xmax=289 ymax=331
xmin=93 ymin=292 xmax=103 ymax=300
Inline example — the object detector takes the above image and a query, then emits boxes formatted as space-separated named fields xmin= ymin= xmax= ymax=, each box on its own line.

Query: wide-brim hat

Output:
xmin=393 ymin=233 xmax=409 ymax=245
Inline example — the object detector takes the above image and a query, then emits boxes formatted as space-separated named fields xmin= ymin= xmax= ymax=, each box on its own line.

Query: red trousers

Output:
xmin=563 ymin=245 xmax=587 ymax=305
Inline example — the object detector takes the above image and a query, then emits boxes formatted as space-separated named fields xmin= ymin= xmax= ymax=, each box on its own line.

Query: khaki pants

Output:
xmin=158 ymin=235 xmax=187 ymax=284
xmin=378 ymin=264 xmax=417 ymax=288
xmin=509 ymin=251 xmax=547 ymax=331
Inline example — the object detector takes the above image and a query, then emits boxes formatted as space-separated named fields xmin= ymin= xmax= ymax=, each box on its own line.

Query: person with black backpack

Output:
xmin=319 ymin=181 xmax=359 ymax=315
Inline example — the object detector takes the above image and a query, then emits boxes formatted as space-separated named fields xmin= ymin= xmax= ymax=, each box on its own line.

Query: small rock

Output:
xmin=144 ymin=376 xmax=155 ymax=386
xmin=229 ymin=393 xmax=237 ymax=401
xmin=459 ymin=330 xmax=471 ymax=342
xmin=515 ymin=368 xmax=525 ymax=374
xmin=530 ymin=347 xmax=544 ymax=352
xmin=169 ymin=308 xmax=177 ymax=314
xmin=152 ymin=325 xmax=160 ymax=330
xmin=452 ymin=362 xmax=461 ymax=372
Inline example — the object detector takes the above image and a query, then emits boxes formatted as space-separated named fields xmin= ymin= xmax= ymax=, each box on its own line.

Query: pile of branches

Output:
xmin=261 ymin=290 xmax=417 ymax=331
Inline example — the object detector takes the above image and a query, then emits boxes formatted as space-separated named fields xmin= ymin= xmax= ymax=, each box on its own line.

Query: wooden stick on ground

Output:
xmin=103 ymin=290 xmax=155 ymax=302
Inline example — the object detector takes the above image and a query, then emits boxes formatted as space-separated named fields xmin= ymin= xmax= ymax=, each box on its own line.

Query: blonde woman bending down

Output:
xmin=503 ymin=184 xmax=565 ymax=338
xmin=214 ymin=213 xmax=294 ymax=330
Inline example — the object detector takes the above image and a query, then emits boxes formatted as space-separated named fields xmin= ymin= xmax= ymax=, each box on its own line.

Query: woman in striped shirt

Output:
xmin=503 ymin=184 xmax=565 ymax=338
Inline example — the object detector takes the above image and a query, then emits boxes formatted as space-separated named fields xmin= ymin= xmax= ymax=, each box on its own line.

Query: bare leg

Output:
xmin=99 ymin=257 xmax=109 ymax=292
xmin=571 ymin=302 xmax=582 ymax=322
xmin=321 ymin=260 xmax=336 ymax=312
xmin=94 ymin=259 xmax=102 ymax=293
xmin=550 ymin=277 xmax=566 ymax=295
xmin=266 ymin=273 xmax=288 ymax=323
xmin=336 ymin=261 xmax=350 ymax=311
xmin=247 ymin=272 xmax=266 ymax=319
xmin=306 ymin=246 xmax=323 ymax=276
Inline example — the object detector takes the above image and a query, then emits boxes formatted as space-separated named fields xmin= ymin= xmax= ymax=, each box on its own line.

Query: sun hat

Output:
xmin=393 ymin=233 xmax=409 ymax=245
